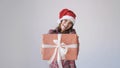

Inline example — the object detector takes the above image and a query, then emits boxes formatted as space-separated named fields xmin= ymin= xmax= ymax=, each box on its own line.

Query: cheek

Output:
xmin=66 ymin=24 xmax=72 ymax=29
xmin=68 ymin=24 xmax=72 ymax=28
xmin=60 ymin=23 xmax=64 ymax=29
xmin=60 ymin=23 xmax=63 ymax=27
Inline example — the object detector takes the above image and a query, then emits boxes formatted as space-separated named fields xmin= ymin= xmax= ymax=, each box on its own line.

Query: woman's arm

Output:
xmin=48 ymin=29 xmax=56 ymax=34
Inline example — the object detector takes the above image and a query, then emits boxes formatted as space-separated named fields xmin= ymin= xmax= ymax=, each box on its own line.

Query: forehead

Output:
xmin=62 ymin=19 xmax=71 ymax=21
xmin=62 ymin=19 xmax=73 ymax=23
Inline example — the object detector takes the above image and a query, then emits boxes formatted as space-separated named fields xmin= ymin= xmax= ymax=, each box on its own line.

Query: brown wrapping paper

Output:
xmin=41 ymin=34 xmax=79 ymax=60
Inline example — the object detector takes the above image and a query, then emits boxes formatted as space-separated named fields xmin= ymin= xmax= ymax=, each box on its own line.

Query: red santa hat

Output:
xmin=57 ymin=8 xmax=76 ymax=24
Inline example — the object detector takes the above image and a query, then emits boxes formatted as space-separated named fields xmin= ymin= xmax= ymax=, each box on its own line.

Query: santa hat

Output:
xmin=57 ymin=8 xmax=76 ymax=24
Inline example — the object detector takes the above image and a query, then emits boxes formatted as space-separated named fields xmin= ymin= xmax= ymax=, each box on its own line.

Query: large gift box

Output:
xmin=41 ymin=34 xmax=79 ymax=61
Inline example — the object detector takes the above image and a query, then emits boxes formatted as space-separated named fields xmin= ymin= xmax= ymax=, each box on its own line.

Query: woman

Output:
xmin=48 ymin=8 xmax=78 ymax=68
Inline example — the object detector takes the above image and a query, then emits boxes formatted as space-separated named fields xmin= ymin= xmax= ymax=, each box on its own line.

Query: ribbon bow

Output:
xmin=48 ymin=34 xmax=68 ymax=68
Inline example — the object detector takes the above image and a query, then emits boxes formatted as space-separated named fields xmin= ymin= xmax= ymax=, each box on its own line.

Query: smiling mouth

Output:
xmin=63 ymin=25 xmax=68 ymax=28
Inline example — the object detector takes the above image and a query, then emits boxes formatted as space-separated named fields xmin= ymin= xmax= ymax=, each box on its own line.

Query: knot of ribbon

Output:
xmin=48 ymin=34 xmax=67 ymax=68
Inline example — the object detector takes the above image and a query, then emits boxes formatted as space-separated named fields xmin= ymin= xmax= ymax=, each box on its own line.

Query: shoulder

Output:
xmin=72 ymin=29 xmax=76 ymax=32
xmin=48 ymin=29 xmax=57 ymax=34
xmin=70 ymin=29 xmax=76 ymax=34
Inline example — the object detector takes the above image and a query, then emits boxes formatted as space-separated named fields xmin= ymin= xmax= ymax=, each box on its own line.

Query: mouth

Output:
xmin=61 ymin=25 xmax=66 ymax=31
xmin=63 ymin=26 xmax=68 ymax=29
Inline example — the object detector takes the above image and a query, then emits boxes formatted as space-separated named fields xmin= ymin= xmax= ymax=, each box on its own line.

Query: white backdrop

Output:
xmin=0 ymin=0 xmax=120 ymax=68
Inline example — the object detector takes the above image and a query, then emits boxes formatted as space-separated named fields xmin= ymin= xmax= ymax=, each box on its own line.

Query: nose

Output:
xmin=63 ymin=22 xmax=69 ymax=27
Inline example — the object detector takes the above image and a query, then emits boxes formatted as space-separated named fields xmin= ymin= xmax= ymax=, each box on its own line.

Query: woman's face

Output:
xmin=60 ymin=19 xmax=73 ymax=32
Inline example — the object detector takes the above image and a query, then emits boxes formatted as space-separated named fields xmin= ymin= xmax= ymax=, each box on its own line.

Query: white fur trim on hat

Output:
xmin=57 ymin=15 xmax=75 ymax=24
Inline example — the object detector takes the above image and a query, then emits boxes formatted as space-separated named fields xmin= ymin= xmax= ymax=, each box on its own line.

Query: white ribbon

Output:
xmin=42 ymin=34 xmax=77 ymax=68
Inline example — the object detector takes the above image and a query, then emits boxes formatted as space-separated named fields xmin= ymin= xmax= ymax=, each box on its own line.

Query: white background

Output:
xmin=0 ymin=0 xmax=120 ymax=68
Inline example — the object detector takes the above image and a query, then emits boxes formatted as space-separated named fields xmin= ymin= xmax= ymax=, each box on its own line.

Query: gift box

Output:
xmin=41 ymin=34 xmax=79 ymax=61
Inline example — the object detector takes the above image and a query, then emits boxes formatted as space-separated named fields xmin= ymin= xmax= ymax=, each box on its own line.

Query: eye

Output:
xmin=68 ymin=21 xmax=73 ymax=24
xmin=63 ymin=19 xmax=67 ymax=22
xmin=69 ymin=22 xmax=72 ymax=24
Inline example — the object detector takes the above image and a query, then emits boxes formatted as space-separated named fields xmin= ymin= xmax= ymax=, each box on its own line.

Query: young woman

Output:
xmin=48 ymin=8 xmax=78 ymax=68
